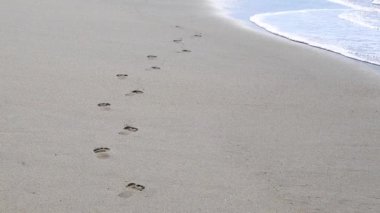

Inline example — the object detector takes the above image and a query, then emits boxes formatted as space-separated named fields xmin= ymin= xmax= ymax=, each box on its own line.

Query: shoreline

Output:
xmin=249 ymin=15 xmax=380 ymax=68
xmin=1 ymin=0 xmax=380 ymax=212
xmin=250 ymin=18 xmax=380 ymax=69
xmin=208 ymin=0 xmax=380 ymax=70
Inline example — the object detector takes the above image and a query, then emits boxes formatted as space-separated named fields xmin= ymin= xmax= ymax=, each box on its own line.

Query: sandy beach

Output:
xmin=1 ymin=0 xmax=380 ymax=212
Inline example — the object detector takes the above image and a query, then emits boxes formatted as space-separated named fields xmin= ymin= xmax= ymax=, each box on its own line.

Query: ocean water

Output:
xmin=210 ymin=0 xmax=380 ymax=66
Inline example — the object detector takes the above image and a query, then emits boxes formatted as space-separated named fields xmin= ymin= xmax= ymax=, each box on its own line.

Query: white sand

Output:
xmin=1 ymin=0 xmax=380 ymax=212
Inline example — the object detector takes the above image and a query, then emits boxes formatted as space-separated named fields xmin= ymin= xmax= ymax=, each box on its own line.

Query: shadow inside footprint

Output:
xmin=97 ymin=103 xmax=111 ymax=110
xmin=132 ymin=90 xmax=143 ymax=94
xmin=179 ymin=49 xmax=191 ymax=53
xmin=145 ymin=66 xmax=161 ymax=71
xmin=147 ymin=55 xmax=157 ymax=60
xmin=193 ymin=33 xmax=202 ymax=38
xmin=174 ymin=25 xmax=183 ymax=29
xmin=126 ymin=183 xmax=145 ymax=191
xmin=125 ymin=90 xmax=144 ymax=96
xmin=116 ymin=74 xmax=128 ymax=79
xmin=118 ymin=125 xmax=138 ymax=135
xmin=93 ymin=147 xmax=110 ymax=159
xmin=173 ymin=39 xmax=182 ymax=43
xmin=124 ymin=125 xmax=138 ymax=132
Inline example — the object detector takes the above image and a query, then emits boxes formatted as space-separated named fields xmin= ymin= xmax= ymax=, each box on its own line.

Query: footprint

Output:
xmin=178 ymin=49 xmax=191 ymax=53
xmin=118 ymin=191 xmax=133 ymax=198
xmin=173 ymin=39 xmax=183 ymax=43
xmin=147 ymin=55 xmax=157 ymax=60
xmin=97 ymin=103 xmax=111 ymax=110
xmin=118 ymin=183 xmax=145 ymax=199
xmin=132 ymin=90 xmax=144 ymax=94
xmin=93 ymin=147 xmax=110 ymax=159
xmin=145 ymin=66 xmax=161 ymax=71
xmin=126 ymin=183 xmax=145 ymax=191
xmin=118 ymin=125 xmax=138 ymax=135
xmin=125 ymin=90 xmax=144 ymax=96
xmin=124 ymin=125 xmax=138 ymax=132
xmin=116 ymin=74 xmax=128 ymax=79
xmin=193 ymin=33 xmax=202 ymax=38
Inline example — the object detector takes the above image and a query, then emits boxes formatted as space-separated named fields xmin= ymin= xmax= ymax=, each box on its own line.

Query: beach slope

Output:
xmin=0 ymin=0 xmax=379 ymax=212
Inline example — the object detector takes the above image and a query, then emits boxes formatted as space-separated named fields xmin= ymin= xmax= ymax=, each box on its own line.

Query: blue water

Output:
xmin=212 ymin=0 xmax=380 ymax=66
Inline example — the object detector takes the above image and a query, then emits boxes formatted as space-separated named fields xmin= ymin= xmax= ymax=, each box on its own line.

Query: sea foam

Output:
xmin=209 ymin=0 xmax=380 ymax=66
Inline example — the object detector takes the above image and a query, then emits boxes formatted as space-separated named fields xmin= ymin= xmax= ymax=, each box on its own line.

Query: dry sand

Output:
xmin=1 ymin=0 xmax=380 ymax=212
